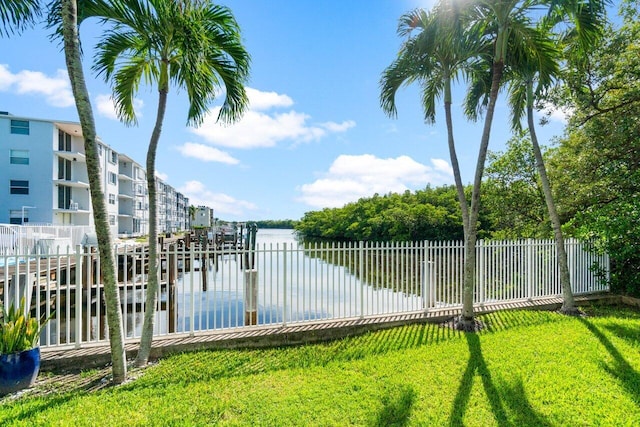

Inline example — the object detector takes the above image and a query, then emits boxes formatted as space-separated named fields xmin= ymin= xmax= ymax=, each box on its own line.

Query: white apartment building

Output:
xmin=1 ymin=112 xmax=189 ymax=238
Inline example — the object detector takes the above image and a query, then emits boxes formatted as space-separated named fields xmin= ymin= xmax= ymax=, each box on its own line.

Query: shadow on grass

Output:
xmin=370 ymin=384 xmax=416 ymax=427
xmin=603 ymin=323 xmax=640 ymax=347
xmin=126 ymin=310 xmax=568 ymax=390
xmin=579 ymin=318 xmax=640 ymax=405
xmin=0 ymin=366 xmax=119 ymax=424
xmin=448 ymin=333 xmax=551 ymax=427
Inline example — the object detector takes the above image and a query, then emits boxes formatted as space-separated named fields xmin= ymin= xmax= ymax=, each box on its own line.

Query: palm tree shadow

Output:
xmin=370 ymin=384 xmax=416 ymax=427
xmin=579 ymin=318 xmax=640 ymax=405
xmin=448 ymin=333 xmax=551 ymax=427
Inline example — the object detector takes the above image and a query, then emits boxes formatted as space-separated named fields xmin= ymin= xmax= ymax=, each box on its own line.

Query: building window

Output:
xmin=108 ymin=172 xmax=117 ymax=185
xmin=109 ymin=193 xmax=116 ymax=204
xmin=58 ymin=185 xmax=72 ymax=209
xmin=109 ymin=215 xmax=116 ymax=225
xmin=10 ymin=149 xmax=29 ymax=165
xmin=98 ymin=144 xmax=103 ymax=156
xmin=58 ymin=130 xmax=72 ymax=151
xmin=9 ymin=210 xmax=27 ymax=224
xmin=58 ymin=157 xmax=72 ymax=180
xmin=110 ymin=150 xmax=118 ymax=164
xmin=10 ymin=120 xmax=29 ymax=135
xmin=10 ymin=180 xmax=29 ymax=195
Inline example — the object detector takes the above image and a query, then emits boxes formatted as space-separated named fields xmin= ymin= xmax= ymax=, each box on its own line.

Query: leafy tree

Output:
xmin=90 ymin=0 xmax=250 ymax=366
xmin=548 ymin=1 xmax=640 ymax=294
xmin=484 ymin=134 xmax=549 ymax=238
xmin=295 ymin=186 xmax=467 ymax=242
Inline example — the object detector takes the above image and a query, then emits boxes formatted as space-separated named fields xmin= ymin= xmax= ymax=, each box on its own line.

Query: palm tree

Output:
xmin=59 ymin=0 xmax=128 ymax=382
xmin=380 ymin=4 xmax=485 ymax=240
xmin=504 ymin=28 xmax=584 ymax=314
xmin=90 ymin=0 xmax=250 ymax=366
xmin=455 ymin=0 xmax=607 ymax=329
xmin=3 ymin=0 xmax=128 ymax=384
xmin=0 ymin=0 xmax=40 ymax=36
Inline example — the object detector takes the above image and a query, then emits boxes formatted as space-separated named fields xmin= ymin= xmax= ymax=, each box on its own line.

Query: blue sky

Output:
xmin=1 ymin=0 xmax=571 ymax=222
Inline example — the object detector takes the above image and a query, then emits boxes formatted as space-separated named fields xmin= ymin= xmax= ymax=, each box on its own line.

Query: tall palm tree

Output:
xmin=456 ymin=0 xmax=607 ymax=329
xmin=4 ymin=0 xmax=128 ymax=383
xmin=0 ymin=0 xmax=40 ymax=36
xmin=380 ymin=4 xmax=485 ymax=240
xmin=504 ymin=29 xmax=583 ymax=314
xmin=59 ymin=0 xmax=128 ymax=382
xmin=89 ymin=0 xmax=250 ymax=366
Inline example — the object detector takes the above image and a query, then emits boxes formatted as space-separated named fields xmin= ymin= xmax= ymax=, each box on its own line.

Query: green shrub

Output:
xmin=0 ymin=298 xmax=51 ymax=354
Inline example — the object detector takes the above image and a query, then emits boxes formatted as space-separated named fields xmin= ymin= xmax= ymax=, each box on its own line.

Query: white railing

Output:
xmin=0 ymin=238 xmax=609 ymax=349
xmin=0 ymin=224 xmax=93 ymax=256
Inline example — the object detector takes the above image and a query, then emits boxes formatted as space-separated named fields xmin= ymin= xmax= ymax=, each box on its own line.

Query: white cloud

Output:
xmin=321 ymin=120 xmax=356 ymax=133
xmin=189 ymin=87 xmax=355 ymax=149
xmin=155 ymin=171 xmax=168 ymax=181
xmin=177 ymin=142 xmax=239 ymax=165
xmin=95 ymin=93 xmax=144 ymax=121
xmin=298 ymin=154 xmax=453 ymax=209
xmin=179 ymin=180 xmax=256 ymax=217
xmin=0 ymin=64 xmax=73 ymax=107
xmin=246 ymin=87 xmax=293 ymax=110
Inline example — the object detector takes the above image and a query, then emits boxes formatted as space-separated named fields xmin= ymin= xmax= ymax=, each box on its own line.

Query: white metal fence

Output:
xmin=0 ymin=238 xmax=608 ymax=349
xmin=0 ymin=224 xmax=93 ymax=256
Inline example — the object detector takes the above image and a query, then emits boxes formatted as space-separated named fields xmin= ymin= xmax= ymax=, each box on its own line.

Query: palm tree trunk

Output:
xmin=526 ymin=82 xmax=577 ymax=314
xmin=60 ymin=0 xmax=126 ymax=383
xmin=444 ymin=80 xmax=469 ymax=239
xmin=135 ymin=87 xmax=168 ymax=366
xmin=460 ymin=60 xmax=504 ymax=330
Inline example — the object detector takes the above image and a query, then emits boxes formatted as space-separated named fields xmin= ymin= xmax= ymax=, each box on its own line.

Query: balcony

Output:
xmin=53 ymin=202 xmax=90 ymax=214
xmin=54 ymin=179 xmax=90 ymax=189
xmin=54 ymin=150 xmax=86 ymax=162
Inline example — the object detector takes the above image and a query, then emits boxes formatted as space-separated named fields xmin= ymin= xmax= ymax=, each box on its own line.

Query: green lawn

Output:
xmin=1 ymin=304 xmax=639 ymax=426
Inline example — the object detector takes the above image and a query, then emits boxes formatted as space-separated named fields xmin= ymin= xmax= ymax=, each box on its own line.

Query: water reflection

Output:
xmin=43 ymin=229 xmax=421 ymax=345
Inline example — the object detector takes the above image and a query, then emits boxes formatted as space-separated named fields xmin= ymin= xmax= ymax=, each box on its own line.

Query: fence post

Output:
xmin=478 ymin=240 xmax=485 ymax=305
xmin=282 ymin=243 xmax=287 ymax=327
xmin=244 ymin=269 xmax=258 ymax=326
xmin=359 ymin=241 xmax=364 ymax=319
xmin=527 ymin=239 xmax=533 ymax=300
xmin=422 ymin=260 xmax=430 ymax=310
xmin=75 ymin=245 xmax=83 ymax=348
xmin=190 ymin=244 xmax=195 ymax=336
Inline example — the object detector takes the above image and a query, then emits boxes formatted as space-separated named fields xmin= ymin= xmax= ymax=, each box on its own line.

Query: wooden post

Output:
xmin=168 ymin=243 xmax=176 ymax=286
xmin=201 ymin=239 xmax=208 ymax=292
xmin=169 ymin=283 xmax=176 ymax=333
xmin=82 ymin=246 xmax=91 ymax=289
xmin=244 ymin=269 xmax=258 ymax=325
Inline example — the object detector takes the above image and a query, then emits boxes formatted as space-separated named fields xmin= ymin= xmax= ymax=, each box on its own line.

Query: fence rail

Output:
xmin=0 ymin=224 xmax=93 ymax=256
xmin=0 ymin=238 xmax=608 ymax=350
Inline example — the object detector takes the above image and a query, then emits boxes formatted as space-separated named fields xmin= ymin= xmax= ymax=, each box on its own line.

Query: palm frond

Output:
xmin=1 ymin=0 xmax=41 ymax=37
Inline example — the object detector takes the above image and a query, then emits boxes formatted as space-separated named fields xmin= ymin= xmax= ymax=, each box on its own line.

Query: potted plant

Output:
xmin=0 ymin=298 xmax=51 ymax=396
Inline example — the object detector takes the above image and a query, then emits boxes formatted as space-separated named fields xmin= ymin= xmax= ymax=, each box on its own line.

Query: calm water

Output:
xmin=43 ymin=229 xmax=422 ymax=344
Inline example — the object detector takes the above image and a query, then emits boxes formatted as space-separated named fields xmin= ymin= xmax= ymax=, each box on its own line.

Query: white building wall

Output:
xmin=1 ymin=113 xmax=192 ymax=238
xmin=1 ymin=115 xmax=54 ymax=225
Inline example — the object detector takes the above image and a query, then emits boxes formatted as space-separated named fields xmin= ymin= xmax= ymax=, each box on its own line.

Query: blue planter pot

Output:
xmin=0 ymin=347 xmax=41 ymax=396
